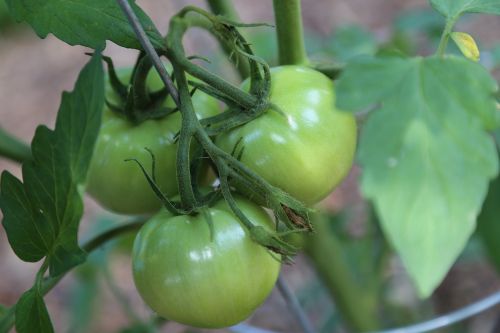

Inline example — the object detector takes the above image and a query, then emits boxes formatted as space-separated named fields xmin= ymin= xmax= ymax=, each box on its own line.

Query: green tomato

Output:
xmin=86 ymin=68 xmax=219 ymax=215
xmin=216 ymin=65 xmax=357 ymax=205
xmin=132 ymin=197 xmax=280 ymax=328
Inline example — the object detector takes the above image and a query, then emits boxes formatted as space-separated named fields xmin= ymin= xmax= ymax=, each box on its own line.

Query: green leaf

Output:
xmin=15 ymin=288 xmax=54 ymax=333
xmin=327 ymin=25 xmax=377 ymax=62
xmin=430 ymin=0 xmax=500 ymax=19
xmin=5 ymin=0 xmax=163 ymax=50
xmin=336 ymin=56 xmax=499 ymax=296
xmin=0 ymin=53 xmax=104 ymax=277
xmin=0 ymin=172 xmax=54 ymax=262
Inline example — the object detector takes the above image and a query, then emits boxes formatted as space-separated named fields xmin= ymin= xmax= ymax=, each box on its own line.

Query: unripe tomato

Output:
xmin=216 ymin=66 xmax=357 ymax=205
xmin=132 ymin=197 xmax=280 ymax=328
xmin=86 ymin=68 xmax=219 ymax=215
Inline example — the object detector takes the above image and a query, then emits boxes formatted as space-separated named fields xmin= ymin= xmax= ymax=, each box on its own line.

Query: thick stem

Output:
xmin=0 ymin=128 xmax=32 ymax=164
xmin=273 ymin=0 xmax=308 ymax=65
xmin=437 ymin=18 xmax=458 ymax=57
xmin=166 ymin=17 xmax=257 ymax=108
xmin=206 ymin=0 xmax=239 ymax=19
xmin=304 ymin=215 xmax=380 ymax=331
xmin=173 ymin=62 xmax=198 ymax=210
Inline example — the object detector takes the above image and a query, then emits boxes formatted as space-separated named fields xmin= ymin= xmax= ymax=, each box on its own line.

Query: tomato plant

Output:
xmin=86 ymin=68 xmax=219 ymax=215
xmin=216 ymin=65 xmax=357 ymax=205
xmin=132 ymin=197 xmax=280 ymax=328
xmin=2 ymin=1 xmax=500 ymax=333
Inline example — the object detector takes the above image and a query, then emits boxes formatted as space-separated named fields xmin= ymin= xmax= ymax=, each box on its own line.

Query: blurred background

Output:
xmin=1 ymin=0 xmax=500 ymax=332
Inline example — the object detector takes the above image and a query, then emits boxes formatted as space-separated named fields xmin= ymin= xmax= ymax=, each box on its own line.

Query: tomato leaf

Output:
xmin=4 ymin=0 xmax=163 ymax=50
xmin=15 ymin=288 xmax=54 ymax=333
xmin=336 ymin=56 xmax=499 ymax=297
xmin=430 ymin=0 xmax=500 ymax=19
xmin=0 ymin=53 xmax=104 ymax=277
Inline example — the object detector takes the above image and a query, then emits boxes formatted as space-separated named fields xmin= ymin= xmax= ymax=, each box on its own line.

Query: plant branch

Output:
xmin=116 ymin=0 xmax=180 ymax=107
xmin=206 ymin=0 xmax=239 ymax=20
xmin=116 ymin=2 xmax=311 ymax=254
xmin=167 ymin=14 xmax=257 ymax=108
xmin=205 ymin=0 xmax=250 ymax=78
xmin=272 ymin=0 xmax=308 ymax=65
xmin=437 ymin=17 xmax=458 ymax=57
xmin=0 ymin=128 xmax=31 ymax=164
xmin=304 ymin=215 xmax=380 ymax=331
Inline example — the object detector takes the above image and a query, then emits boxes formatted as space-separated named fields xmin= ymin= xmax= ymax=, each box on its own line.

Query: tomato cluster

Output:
xmin=86 ymin=65 xmax=356 ymax=328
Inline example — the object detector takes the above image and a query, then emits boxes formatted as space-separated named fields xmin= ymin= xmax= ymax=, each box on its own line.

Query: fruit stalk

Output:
xmin=0 ymin=128 xmax=32 ymax=163
xmin=273 ymin=0 xmax=308 ymax=65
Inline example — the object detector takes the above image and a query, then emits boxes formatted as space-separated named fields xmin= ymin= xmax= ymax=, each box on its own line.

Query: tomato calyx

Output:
xmin=103 ymin=55 xmax=177 ymax=124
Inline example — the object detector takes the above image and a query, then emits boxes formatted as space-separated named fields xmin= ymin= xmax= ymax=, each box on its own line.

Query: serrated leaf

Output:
xmin=15 ymin=288 xmax=54 ymax=333
xmin=0 ymin=172 xmax=54 ymax=262
xmin=0 ymin=53 xmax=104 ymax=277
xmin=5 ymin=0 xmax=163 ymax=50
xmin=336 ymin=56 xmax=499 ymax=296
xmin=430 ymin=0 xmax=500 ymax=19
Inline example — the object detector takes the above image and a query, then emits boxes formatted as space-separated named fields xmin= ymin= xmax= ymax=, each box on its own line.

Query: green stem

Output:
xmin=82 ymin=220 xmax=145 ymax=253
xmin=172 ymin=63 xmax=197 ymax=210
xmin=206 ymin=0 xmax=239 ymax=19
xmin=166 ymin=16 xmax=257 ymax=108
xmin=273 ymin=0 xmax=308 ymax=65
xmin=304 ymin=215 xmax=380 ymax=331
xmin=0 ymin=128 xmax=31 ymax=164
xmin=437 ymin=17 xmax=458 ymax=57
xmin=205 ymin=0 xmax=250 ymax=78
xmin=159 ymin=6 xmax=311 ymax=256
xmin=0 ymin=220 xmax=145 ymax=332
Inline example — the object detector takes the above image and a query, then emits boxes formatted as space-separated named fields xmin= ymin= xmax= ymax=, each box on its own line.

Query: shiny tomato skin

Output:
xmin=131 ymin=197 xmax=280 ymax=328
xmin=216 ymin=66 xmax=357 ymax=205
xmin=86 ymin=68 xmax=219 ymax=215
